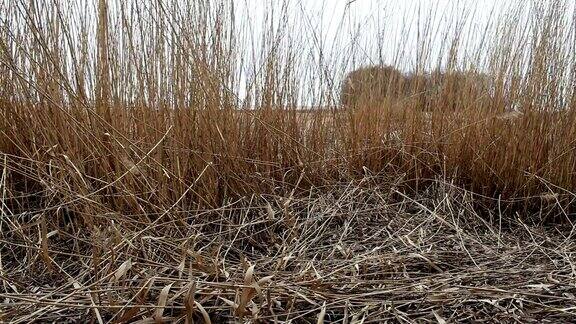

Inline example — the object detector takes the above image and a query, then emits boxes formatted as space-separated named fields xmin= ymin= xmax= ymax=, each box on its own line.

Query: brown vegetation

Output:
xmin=342 ymin=66 xmax=495 ymax=113
xmin=1 ymin=0 xmax=576 ymax=322
xmin=340 ymin=65 xmax=406 ymax=108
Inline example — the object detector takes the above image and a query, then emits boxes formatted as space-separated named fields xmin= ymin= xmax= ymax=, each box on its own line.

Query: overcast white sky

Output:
xmin=235 ymin=0 xmax=509 ymax=68
xmin=232 ymin=0 xmax=522 ymax=103
xmin=3 ymin=0 xmax=574 ymax=105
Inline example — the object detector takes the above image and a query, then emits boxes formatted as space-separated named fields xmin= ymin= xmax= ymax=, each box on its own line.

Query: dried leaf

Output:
xmin=194 ymin=301 xmax=211 ymax=324
xmin=154 ymin=283 xmax=173 ymax=322
xmin=317 ymin=302 xmax=326 ymax=324
xmin=112 ymin=259 xmax=132 ymax=283
xmin=266 ymin=202 xmax=275 ymax=220
xmin=236 ymin=264 xmax=257 ymax=317
xmin=220 ymin=297 xmax=238 ymax=309
xmin=257 ymin=275 xmax=274 ymax=286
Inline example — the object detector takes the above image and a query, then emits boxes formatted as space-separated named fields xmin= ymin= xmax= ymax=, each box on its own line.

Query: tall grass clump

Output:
xmin=1 ymin=0 xmax=575 ymax=220
xmin=1 ymin=0 xmax=576 ymax=322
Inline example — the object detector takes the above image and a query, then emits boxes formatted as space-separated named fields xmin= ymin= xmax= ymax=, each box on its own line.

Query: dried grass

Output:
xmin=1 ymin=180 xmax=576 ymax=322
xmin=1 ymin=0 xmax=576 ymax=322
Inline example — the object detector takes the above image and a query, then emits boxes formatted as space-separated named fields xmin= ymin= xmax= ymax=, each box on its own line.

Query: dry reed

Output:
xmin=0 ymin=0 xmax=575 ymax=322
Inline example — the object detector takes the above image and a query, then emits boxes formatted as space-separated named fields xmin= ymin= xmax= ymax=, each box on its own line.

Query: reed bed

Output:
xmin=1 ymin=0 xmax=576 ymax=322
xmin=2 ymin=181 xmax=576 ymax=322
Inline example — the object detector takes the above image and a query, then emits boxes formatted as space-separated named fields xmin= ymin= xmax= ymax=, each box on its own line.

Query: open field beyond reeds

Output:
xmin=1 ymin=0 xmax=576 ymax=322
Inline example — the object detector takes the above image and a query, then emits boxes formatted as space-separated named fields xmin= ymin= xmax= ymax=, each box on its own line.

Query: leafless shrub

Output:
xmin=340 ymin=65 xmax=406 ymax=108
